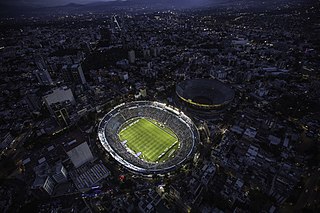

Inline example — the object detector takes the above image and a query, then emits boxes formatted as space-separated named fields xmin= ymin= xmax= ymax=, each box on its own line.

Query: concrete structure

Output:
xmin=98 ymin=101 xmax=199 ymax=175
xmin=69 ymin=162 xmax=110 ymax=191
xmin=66 ymin=141 xmax=94 ymax=168
xmin=32 ymin=176 xmax=56 ymax=196
xmin=44 ymin=87 xmax=75 ymax=108
xmin=62 ymin=64 xmax=87 ymax=84
xmin=33 ymin=69 xmax=53 ymax=85
xmin=43 ymin=87 xmax=75 ymax=126
xmin=176 ymin=78 xmax=235 ymax=109
xmin=0 ymin=132 xmax=14 ymax=151
xmin=24 ymin=93 xmax=41 ymax=112
xmin=52 ymin=162 xmax=68 ymax=183
xmin=32 ymin=162 xmax=56 ymax=197
xmin=71 ymin=64 xmax=87 ymax=84
xmin=128 ymin=50 xmax=136 ymax=64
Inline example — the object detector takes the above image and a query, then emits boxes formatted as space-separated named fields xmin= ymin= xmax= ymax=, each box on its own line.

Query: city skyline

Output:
xmin=0 ymin=0 xmax=301 ymax=8
xmin=0 ymin=0 xmax=116 ymax=6
xmin=0 ymin=0 xmax=319 ymax=212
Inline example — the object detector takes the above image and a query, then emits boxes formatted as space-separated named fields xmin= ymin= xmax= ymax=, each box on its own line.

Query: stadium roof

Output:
xmin=176 ymin=78 xmax=235 ymax=108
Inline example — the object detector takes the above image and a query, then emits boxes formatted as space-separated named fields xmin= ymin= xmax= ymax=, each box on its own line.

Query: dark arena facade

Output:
xmin=176 ymin=79 xmax=235 ymax=110
xmin=98 ymin=101 xmax=199 ymax=175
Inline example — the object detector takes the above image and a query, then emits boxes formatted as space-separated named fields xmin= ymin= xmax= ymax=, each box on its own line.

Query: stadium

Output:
xmin=98 ymin=101 xmax=199 ymax=175
xmin=176 ymin=79 xmax=235 ymax=109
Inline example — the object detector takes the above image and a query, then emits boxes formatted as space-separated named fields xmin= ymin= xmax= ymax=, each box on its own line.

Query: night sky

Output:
xmin=0 ymin=0 xmax=220 ymax=7
xmin=0 ymin=0 xmax=116 ymax=6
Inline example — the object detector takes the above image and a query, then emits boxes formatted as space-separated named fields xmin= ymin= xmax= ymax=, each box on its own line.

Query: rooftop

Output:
xmin=176 ymin=78 xmax=235 ymax=108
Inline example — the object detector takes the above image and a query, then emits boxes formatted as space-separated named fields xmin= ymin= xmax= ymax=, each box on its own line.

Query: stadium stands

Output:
xmin=98 ymin=101 xmax=199 ymax=175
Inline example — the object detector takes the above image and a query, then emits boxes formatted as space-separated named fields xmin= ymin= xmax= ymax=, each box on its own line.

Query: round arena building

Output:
xmin=176 ymin=79 xmax=235 ymax=109
xmin=98 ymin=101 xmax=199 ymax=175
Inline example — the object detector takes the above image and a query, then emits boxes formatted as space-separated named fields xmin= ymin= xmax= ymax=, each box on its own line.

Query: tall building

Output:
xmin=151 ymin=46 xmax=161 ymax=57
xmin=34 ymin=55 xmax=47 ymax=70
xmin=32 ymin=176 xmax=56 ymax=197
xmin=52 ymin=162 xmax=68 ymax=183
xmin=210 ymin=68 xmax=228 ymax=80
xmin=119 ymin=72 xmax=129 ymax=81
xmin=66 ymin=141 xmax=94 ymax=168
xmin=33 ymin=69 xmax=53 ymax=85
xmin=62 ymin=64 xmax=87 ymax=85
xmin=24 ymin=93 xmax=41 ymax=112
xmin=32 ymin=162 xmax=56 ymax=197
xmin=128 ymin=50 xmax=136 ymax=64
xmin=143 ymin=49 xmax=150 ymax=58
xmin=71 ymin=64 xmax=87 ymax=84
xmin=0 ymin=132 xmax=14 ymax=151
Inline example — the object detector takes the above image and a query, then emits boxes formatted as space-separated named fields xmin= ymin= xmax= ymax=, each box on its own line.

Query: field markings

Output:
xmin=118 ymin=118 xmax=178 ymax=162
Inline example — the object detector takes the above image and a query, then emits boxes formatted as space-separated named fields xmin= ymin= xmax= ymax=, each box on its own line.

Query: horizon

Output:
xmin=0 ymin=0 xmax=308 ymax=9
xmin=0 ymin=0 xmax=117 ymax=7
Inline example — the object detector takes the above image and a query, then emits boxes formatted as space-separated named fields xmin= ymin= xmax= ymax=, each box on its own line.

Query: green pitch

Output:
xmin=118 ymin=118 xmax=179 ymax=162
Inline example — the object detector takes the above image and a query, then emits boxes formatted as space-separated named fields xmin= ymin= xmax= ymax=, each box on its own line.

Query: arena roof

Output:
xmin=176 ymin=79 xmax=235 ymax=108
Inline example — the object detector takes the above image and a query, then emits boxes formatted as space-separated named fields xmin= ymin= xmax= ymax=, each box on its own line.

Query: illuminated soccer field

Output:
xmin=118 ymin=118 xmax=178 ymax=163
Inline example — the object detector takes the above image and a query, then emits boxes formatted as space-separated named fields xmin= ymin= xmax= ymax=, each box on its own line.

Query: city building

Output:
xmin=52 ymin=162 xmax=68 ymax=183
xmin=33 ymin=69 xmax=53 ymax=85
xmin=44 ymin=87 xmax=76 ymax=110
xmin=128 ymin=50 xmax=136 ymax=64
xmin=69 ymin=162 xmax=110 ymax=191
xmin=0 ymin=132 xmax=14 ymax=152
xmin=62 ymin=64 xmax=87 ymax=85
xmin=43 ymin=87 xmax=76 ymax=126
xmin=66 ymin=141 xmax=94 ymax=168
xmin=32 ymin=176 xmax=56 ymax=197
xmin=24 ymin=93 xmax=41 ymax=112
